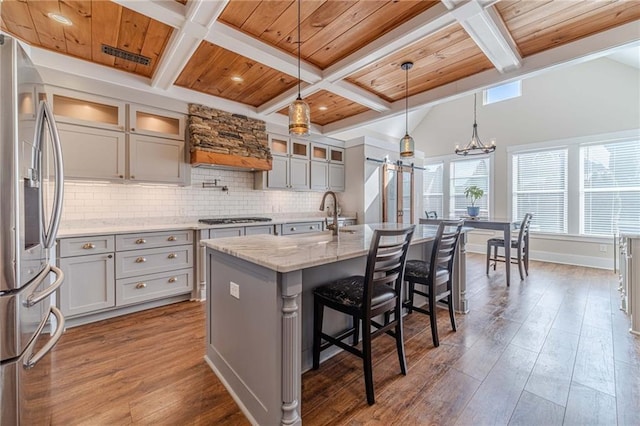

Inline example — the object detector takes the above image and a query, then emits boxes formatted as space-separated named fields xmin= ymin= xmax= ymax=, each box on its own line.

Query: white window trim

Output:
xmin=507 ymin=129 xmax=640 ymax=236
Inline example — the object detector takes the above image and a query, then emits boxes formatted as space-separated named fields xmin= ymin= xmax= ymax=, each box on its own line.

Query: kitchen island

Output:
xmin=201 ymin=223 xmax=468 ymax=425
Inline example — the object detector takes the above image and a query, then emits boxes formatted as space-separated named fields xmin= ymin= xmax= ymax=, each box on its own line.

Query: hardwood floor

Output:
xmin=32 ymin=255 xmax=639 ymax=425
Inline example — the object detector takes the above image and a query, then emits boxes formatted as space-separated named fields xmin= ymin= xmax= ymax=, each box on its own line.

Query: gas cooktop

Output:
xmin=198 ymin=217 xmax=272 ymax=225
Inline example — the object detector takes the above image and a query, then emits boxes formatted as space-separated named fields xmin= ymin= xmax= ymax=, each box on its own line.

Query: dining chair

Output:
xmin=425 ymin=210 xmax=438 ymax=219
xmin=402 ymin=220 xmax=463 ymax=347
xmin=312 ymin=225 xmax=415 ymax=405
xmin=486 ymin=213 xmax=533 ymax=282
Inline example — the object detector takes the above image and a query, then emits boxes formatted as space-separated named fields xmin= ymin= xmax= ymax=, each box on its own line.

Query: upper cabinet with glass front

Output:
xmin=129 ymin=105 xmax=185 ymax=140
xmin=51 ymin=88 xmax=126 ymax=131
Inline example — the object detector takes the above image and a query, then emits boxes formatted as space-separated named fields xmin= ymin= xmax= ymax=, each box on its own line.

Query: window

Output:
xmin=581 ymin=140 xmax=640 ymax=235
xmin=512 ymin=149 xmax=568 ymax=233
xmin=509 ymin=131 xmax=639 ymax=237
xmin=484 ymin=81 xmax=521 ymax=105
xmin=422 ymin=162 xmax=443 ymax=218
xmin=450 ymin=158 xmax=490 ymax=218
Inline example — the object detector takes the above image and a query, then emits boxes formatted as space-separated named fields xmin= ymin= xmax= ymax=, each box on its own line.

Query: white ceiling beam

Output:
xmin=323 ymin=20 xmax=640 ymax=135
xmin=151 ymin=1 xmax=228 ymax=90
xmin=322 ymin=3 xmax=455 ymax=83
xmin=318 ymin=80 xmax=391 ymax=112
xmin=450 ymin=0 xmax=521 ymax=73
xmin=208 ymin=22 xmax=323 ymax=84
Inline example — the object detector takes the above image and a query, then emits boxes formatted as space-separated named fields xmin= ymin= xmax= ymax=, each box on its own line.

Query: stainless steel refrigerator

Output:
xmin=1 ymin=34 xmax=66 ymax=424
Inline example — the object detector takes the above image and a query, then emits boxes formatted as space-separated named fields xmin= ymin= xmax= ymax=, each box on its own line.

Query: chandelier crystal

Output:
xmin=455 ymin=93 xmax=496 ymax=156
xmin=289 ymin=0 xmax=310 ymax=136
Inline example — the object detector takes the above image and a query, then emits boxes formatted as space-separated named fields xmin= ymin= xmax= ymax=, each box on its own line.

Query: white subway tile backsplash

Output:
xmin=60 ymin=168 xmax=326 ymax=225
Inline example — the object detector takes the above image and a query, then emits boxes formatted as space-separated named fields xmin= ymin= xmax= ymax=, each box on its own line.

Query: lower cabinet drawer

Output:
xmin=281 ymin=222 xmax=323 ymax=235
xmin=116 ymin=268 xmax=193 ymax=306
xmin=116 ymin=244 xmax=193 ymax=278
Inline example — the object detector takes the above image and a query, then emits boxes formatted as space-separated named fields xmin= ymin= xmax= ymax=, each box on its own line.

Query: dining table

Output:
xmin=419 ymin=217 xmax=525 ymax=287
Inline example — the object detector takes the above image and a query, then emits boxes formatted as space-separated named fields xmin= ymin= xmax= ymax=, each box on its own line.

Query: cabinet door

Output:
xmin=209 ymin=227 xmax=245 ymax=238
xmin=268 ymin=155 xmax=289 ymax=189
xmin=58 ymin=123 xmax=126 ymax=181
xmin=290 ymin=157 xmax=310 ymax=190
xmin=245 ymin=225 xmax=274 ymax=235
xmin=329 ymin=163 xmax=345 ymax=191
xmin=129 ymin=105 xmax=185 ymax=140
xmin=59 ymin=253 xmax=115 ymax=317
xmin=310 ymin=161 xmax=329 ymax=191
xmin=129 ymin=134 xmax=187 ymax=184
xmin=290 ymin=139 xmax=309 ymax=159
xmin=270 ymin=135 xmax=289 ymax=157
xmin=51 ymin=89 xmax=125 ymax=131
xmin=329 ymin=147 xmax=345 ymax=164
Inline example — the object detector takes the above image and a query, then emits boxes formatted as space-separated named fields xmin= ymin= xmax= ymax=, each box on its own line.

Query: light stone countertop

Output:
xmin=57 ymin=214 xmax=357 ymax=238
xmin=202 ymin=223 xmax=439 ymax=273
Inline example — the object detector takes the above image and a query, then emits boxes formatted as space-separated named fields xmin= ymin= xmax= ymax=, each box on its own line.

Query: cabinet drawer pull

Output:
xmin=290 ymin=227 xmax=296 ymax=231
xmin=82 ymin=243 xmax=95 ymax=249
xmin=168 ymin=253 xmax=177 ymax=259
xmin=135 ymin=239 xmax=146 ymax=244
xmin=135 ymin=257 xmax=146 ymax=263
xmin=107 ymin=254 xmax=113 ymax=259
xmin=168 ymin=277 xmax=178 ymax=283
xmin=167 ymin=236 xmax=177 ymax=241
xmin=135 ymin=282 xmax=147 ymax=289
xmin=309 ymin=226 xmax=314 ymax=230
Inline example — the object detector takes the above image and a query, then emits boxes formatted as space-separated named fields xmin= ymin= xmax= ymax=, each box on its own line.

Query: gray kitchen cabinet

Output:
xmin=310 ymin=161 xmax=328 ymax=191
xmin=255 ymin=134 xmax=310 ymax=190
xmin=329 ymin=163 xmax=345 ymax=192
xmin=290 ymin=157 xmax=310 ymax=189
xmin=207 ymin=227 xmax=245 ymax=239
xmin=245 ymin=225 xmax=275 ymax=235
xmin=57 ymin=229 xmax=194 ymax=325
xmin=129 ymin=134 xmax=187 ymax=184
xmin=310 ymin=143 xmax=345 ymax=192
xmin=58 ymin=235 xmax=116 ymax=317
xmin=279 ymin=221 xmax=323 ymax=235
xmin=57 ymin=123 xmax=126 ymax=181
xmin=265 ymin=155 xmax=289 ymax=189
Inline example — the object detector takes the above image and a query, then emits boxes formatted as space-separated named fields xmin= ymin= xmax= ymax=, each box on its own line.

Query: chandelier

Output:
xmin=288 ymin=0 xmax=310 ymax=136
xmin=455 ymin=93 xmax=496 ymax=156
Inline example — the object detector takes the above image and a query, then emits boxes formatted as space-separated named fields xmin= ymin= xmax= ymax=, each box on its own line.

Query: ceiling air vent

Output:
xmin=101 ymin=44 xmax=150 ymax=66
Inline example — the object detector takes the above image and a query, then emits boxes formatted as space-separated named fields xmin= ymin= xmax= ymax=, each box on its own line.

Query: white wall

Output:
xmin=60 ymin=168 xmax=325 ymax=226
xmin=411 ymin=58 xmax=640 ymax=268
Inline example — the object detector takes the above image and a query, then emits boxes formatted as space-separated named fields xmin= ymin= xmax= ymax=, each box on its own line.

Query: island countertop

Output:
xmin=202 ymin=223 xmax=439 ymax=273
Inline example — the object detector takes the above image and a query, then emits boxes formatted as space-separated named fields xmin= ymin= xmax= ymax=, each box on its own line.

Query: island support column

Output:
xmin=280 ymin=271 xmax=302 ymax=425
xmin=454 ymin=232 xmax=469 ymax=313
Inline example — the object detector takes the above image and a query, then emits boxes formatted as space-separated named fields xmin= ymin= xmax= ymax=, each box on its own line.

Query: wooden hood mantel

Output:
xmin=188 ymin=104 xmax=272 ymax=171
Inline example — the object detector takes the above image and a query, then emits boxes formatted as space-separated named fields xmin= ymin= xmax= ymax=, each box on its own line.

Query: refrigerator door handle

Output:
xmin=23 ymin=306 xmax=65 ymax=369
xmin=24 ymin=265 xmax=64 ymax=308
xmin=40 ymin=100 xmax=65 ymax=249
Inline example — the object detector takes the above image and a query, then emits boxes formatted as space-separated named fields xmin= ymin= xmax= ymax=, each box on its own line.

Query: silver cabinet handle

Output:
xmin=168 ymin=277 xmax=178 ymax=283
xmin=135 ymin=282 xmax=147 ymax=289
xmin=135 ymin=257 xmax=146 ymax=263
xmin=135 ymin=238 xmax=146 ymax=244
xmin=168 ymin=253 xmax=177 ymax=259
xmin=82 ymin=243 xmax=95 ymax=249
xmin=167 ymin=236 xmax=177 ymax=241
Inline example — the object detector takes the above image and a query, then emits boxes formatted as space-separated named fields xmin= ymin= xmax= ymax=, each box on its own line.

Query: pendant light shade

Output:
xmin=289 ymin=0 xmax=310 ymax=136
xmin=455 ymin=93 xmax=496 ymax=156
xmin=399 ymin=61 xmax=414 ymax=158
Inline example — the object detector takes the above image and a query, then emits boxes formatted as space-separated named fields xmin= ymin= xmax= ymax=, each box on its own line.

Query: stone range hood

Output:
xmin=188 ymin=104 xmax=272 ymax=171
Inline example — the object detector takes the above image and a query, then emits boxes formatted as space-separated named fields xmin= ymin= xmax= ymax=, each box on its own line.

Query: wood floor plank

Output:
xmin=523 ymin=327 xmax=579 ymax=406
xmin=26 ymin=254 xmax=638 ymax=425
xmin=563 ymin=383 xmax=617 ymax=425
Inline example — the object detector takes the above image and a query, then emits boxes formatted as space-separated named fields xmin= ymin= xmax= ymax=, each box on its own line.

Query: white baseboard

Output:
xmin=465 ymin=243 xmax=615 ymax=270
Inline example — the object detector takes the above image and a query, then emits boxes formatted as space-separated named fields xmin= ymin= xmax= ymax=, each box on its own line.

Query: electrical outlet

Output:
xmin=230 ymin=282 xmax=240 ymax=299
xmin=599 ymin=244 xmax=607 ymax=253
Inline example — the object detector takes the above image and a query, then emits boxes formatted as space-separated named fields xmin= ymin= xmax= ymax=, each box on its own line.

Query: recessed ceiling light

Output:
xmin=47 ymin=12 xmax=73 ymax=26
xmin=318 ymin=106 xmax=328 ymax=111
xmin=231 ymin=76 xmax=244 ymax=82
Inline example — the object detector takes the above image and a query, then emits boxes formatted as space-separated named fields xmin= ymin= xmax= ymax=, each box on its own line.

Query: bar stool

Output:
xmin=486 ymin=213 xmax=533 ymax=282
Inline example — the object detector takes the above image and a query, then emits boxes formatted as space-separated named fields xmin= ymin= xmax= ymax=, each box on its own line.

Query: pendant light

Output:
xmin=455 ymin=93 xmax=496 ymax=156
xmin=289 ymin=0 xmax=310 ymax=136
xmin=399 ymin=61 xmax=414 ymax=158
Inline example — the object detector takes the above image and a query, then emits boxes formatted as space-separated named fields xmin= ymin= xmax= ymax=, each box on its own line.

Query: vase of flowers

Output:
xmin=464 ymin=185 xmax=484 ymax=217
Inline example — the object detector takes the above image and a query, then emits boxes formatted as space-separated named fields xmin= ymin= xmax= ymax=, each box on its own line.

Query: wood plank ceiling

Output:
xmin=1 ymin=0 xmax=639 ymax=133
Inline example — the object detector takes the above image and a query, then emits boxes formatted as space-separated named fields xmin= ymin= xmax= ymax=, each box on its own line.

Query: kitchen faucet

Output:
xmin=319 ymin=191 xmax=339 ymax=236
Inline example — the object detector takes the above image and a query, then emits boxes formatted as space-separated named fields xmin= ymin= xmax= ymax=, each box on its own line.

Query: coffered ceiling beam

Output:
xmin=449 ymin=0 xmax=521 ymax=73
xmin=322 ymin=3 xmax=455 ymax=83
xmin=317 ymin=80 xmax=392 ymax=112
xmin=208 ymin=23 xmax=323 ymax=84
xmin=256 ymin=83 xmax=319 ymax=115
xmin=323 ymin=20 xmax=640 ymax=136
xmin=151 ymin=1 xmax=228 ymax=90
xmin=111 ymin=0 xmax=186 ymax=29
